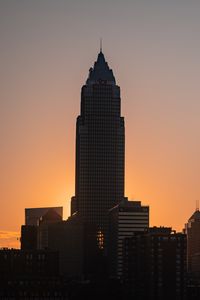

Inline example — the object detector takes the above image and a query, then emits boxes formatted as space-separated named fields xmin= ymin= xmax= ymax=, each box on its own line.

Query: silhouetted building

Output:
xmin=0 ymin=249 xmax=67 ymax=298
xmin=0 ymin=248 xmax=59 ymax=278
xmin=123 ymin=227 xmax=187 ymax=300
xmin=71 ymin=50 xmax=125 ymax=249
xmin=38 ymin=208 xmax=63 ymax=249
xmin=21 ymin=207 xmax=63 ymax=250
xmin=22 ymin=207 xmax=103 ymax=279
xmin=185 ymin=209 xmax=200 ymax=277
xmin=25 ymin=207 xmax=63 ymax=226
xmin=109 ymin=198 xmax=149 ymax=278
xmin=187 ymin=276 xmax=200 ymax=300
xmin=21 ymin=225 xmax=37 ymax=250
xmin=46 ymin=214 xmax=103 ymax=279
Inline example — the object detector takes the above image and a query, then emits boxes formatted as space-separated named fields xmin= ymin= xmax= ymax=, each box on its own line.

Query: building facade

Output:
xmin=71 ymin=50 xmax=125 ymax=248
xmin=46 ymin=215 xmax=102 ymax=278
xmin=185 ymin=209 xmax=200 ymax=277
xmin=123 ymin=227 xmax=187 ymax=300
xmin=109 ymin=198 xmax=149 ymax=278
xmin=21 ymin=207 xmax=63 ymax=250
xmin=25 ymin=207 xmax=63 ymax=226
xmin=21 ymin=225 xmax=37 ymax=250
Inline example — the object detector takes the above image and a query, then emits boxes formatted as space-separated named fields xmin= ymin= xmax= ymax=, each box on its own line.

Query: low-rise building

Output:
xmin=122 ymin=227 xmax=187 ymax=300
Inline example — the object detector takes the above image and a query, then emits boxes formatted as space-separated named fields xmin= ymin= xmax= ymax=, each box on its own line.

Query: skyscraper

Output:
xmin=71 ymin=49 xmax=125 ymax=247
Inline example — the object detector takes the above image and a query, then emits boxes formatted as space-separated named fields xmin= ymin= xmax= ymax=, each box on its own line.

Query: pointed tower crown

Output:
xmin=86 ymin=51 xmax=116 ymax=85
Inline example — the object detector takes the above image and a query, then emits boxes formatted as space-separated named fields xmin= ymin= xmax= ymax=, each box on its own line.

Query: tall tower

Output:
xmin=71 ymin=50 xmax=125 ymax=247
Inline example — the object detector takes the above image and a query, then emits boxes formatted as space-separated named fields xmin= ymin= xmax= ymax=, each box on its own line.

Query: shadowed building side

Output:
xmin=185 ymin=209 xmax=200 ymax=277
xmin=122 ymin=227 xmax=187 ymax=300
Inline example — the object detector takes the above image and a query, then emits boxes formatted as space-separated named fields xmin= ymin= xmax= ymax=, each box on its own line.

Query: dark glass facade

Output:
xmin=71 ymin=51 xmax=125 ymax=246
xmin=123 ymin=228 xmax=187 ymax=300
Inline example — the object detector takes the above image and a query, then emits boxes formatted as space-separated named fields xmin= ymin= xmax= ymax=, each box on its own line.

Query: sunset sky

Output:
xmin=1 ymin=0 xmax=200 ymax=248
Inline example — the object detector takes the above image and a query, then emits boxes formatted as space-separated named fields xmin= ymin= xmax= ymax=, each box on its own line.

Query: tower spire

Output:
xmin=100 ymin=38 xmax=102 ymax=52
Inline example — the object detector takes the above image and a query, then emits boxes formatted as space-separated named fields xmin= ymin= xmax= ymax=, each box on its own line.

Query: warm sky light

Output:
xmin=1 ymin=0 xmax=200 ymax=248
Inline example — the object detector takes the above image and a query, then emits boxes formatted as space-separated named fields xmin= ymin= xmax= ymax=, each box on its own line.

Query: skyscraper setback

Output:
xmin=71 ymin=50 xmax=125 ymax=246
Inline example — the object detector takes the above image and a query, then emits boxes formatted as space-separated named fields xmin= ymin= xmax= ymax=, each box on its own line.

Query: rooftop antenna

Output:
xmin=100 ymin=38 xmax=102 ymax=52
xmin=196 ymin=200 xmax=199 ymax=211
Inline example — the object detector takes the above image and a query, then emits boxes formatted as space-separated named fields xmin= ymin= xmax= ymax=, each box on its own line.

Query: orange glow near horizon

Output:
xmin=0 ymin=231 xmax=20 ymax=249
xmin=1 ymin=0 xmax=200 ymax=248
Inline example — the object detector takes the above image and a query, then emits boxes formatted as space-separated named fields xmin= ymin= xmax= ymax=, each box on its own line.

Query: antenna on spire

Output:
xmin=100 ymin=38 xmax=102 ymax=52
xmin=196 ymin=200 xmax=199 ymax=211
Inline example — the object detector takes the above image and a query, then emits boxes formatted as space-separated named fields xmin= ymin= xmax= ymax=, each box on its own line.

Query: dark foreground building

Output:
xmin=109 ymin=198 xmax=149 ymax=278
xmin=21 ymin=207 xmax=103 ymax=279
xmin=71 ymin=50 xmax=125 ymax=248
xmin=122 ymin=227 xmax=187 ymax=300
xmin=46 ymin=214 xmax=104 ymax=279
xmin=185 ymin=209 xmax=200 ymax=276
xmin=0 ymin=247 xmax=123 ymax=299
xmin=185 ymin=209 xmax=200 ymax=299
xmin=0 ymin=249 xmax=64 ymax=298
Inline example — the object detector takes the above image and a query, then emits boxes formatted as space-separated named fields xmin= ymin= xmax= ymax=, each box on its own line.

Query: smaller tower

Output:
xmin=108 ymin=198 xmax=149 ymax=278
xmin=185 ymin=208 xmax=200 ymax=276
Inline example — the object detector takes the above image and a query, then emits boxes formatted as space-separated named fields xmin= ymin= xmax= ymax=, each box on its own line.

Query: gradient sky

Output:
xmin=1 ymin=0 xmax=200 ymax=248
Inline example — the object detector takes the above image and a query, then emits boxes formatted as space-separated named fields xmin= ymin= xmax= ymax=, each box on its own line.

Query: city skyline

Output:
xmin=1 ymin=0 xmax=200 ymax=248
